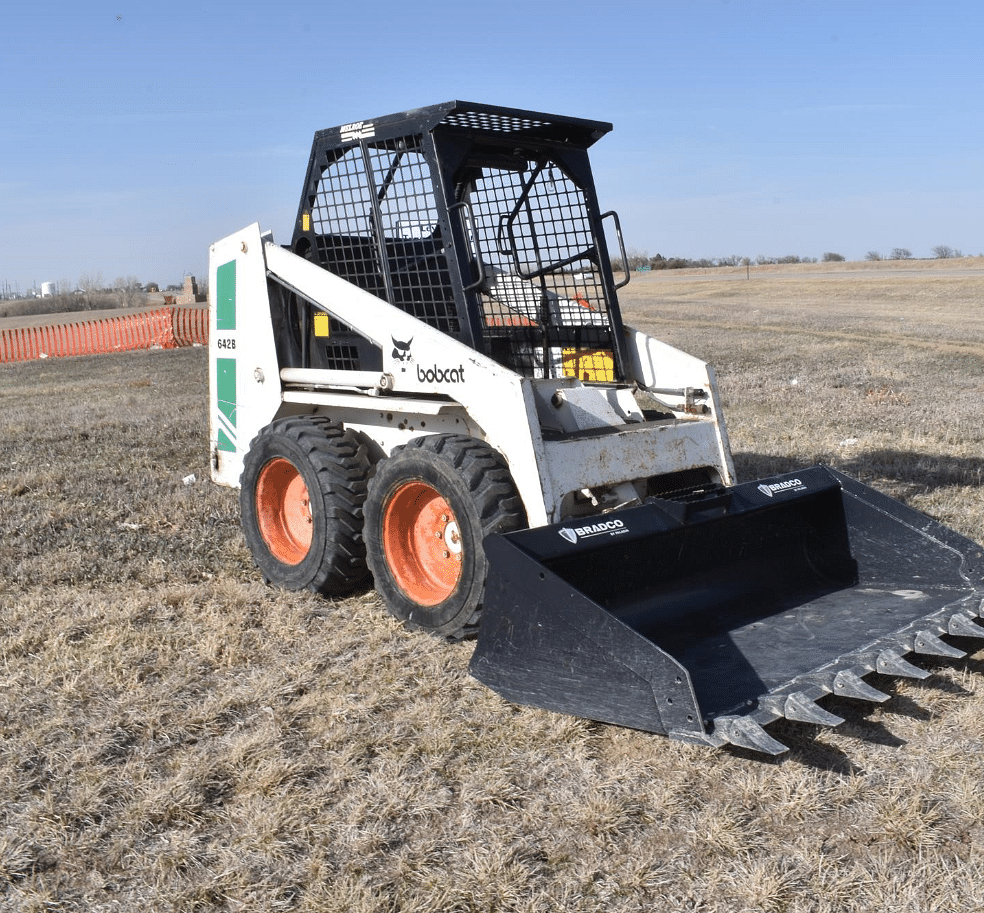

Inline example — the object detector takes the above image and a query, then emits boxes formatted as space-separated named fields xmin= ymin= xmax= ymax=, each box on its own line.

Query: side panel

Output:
xmin=623 ymin=325 xmax=736 ymax=485
xmin=208 ymin=224 xmax=284 ymax=486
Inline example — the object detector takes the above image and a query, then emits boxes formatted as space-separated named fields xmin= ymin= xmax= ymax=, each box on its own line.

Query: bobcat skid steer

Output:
xmin=208 ymin=101 xmax=984 ymax=754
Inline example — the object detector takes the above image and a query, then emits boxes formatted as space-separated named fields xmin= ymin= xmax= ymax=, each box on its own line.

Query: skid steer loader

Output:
xmin=209 ymin=101 xmax=984 ymax=754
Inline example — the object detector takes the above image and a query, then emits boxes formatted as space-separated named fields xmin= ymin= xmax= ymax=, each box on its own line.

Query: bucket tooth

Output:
xmin=913 ymin=630 xmax=966 ymax=659
xmin=783 ymin=692 xmax=844 ymax=727
xmin=832 ymin=670 xmax=890 ymax=702
xmin=714 ymin=716 xmax=788 ymax=755
xmin=948 ymin=613 xmax=984 ymax=639
xmin=876 ymin=648 xmax=931 ymax=680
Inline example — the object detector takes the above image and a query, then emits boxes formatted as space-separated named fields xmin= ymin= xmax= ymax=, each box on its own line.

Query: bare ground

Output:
xmin=2 ymin=262 xmax=984 ymax=911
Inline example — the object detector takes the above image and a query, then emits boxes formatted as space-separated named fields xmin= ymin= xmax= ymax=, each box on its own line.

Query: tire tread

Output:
xmin=365 ymin=434 xmax=525 ymax=638
xmin=240 ymin=416 xmax=371 ymax=597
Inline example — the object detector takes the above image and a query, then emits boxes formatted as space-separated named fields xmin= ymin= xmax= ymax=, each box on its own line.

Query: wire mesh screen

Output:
xmin=310 ymin=143 xmax=459 ymax=336
xmin=311 ymin=148 xmax=384 ymax=298
xmin=366 ymin=147 xmax=459 ymax=335
xmin=467 ymin=162 xmax=616 ymax=381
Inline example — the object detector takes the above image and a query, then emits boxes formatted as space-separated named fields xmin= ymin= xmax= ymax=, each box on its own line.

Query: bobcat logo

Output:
xmin=391 ymin=337 xmax=413 ymax=366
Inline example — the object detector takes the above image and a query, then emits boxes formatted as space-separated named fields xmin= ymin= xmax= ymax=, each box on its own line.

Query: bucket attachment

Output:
xmin=470 ymin=466 xmax=984 ymax=754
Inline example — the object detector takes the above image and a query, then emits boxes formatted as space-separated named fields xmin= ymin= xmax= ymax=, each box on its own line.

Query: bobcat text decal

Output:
xmin=417 ymin=364 xmax=465 ymax=384
xmin=390 ymin=337 xmax=465 ymax=383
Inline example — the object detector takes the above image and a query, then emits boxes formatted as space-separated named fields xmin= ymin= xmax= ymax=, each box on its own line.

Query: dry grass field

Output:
xmin=0 ymin=294 xmax=131 ymax=325
xmin=2 ymin=261 xmax=984 ymax=912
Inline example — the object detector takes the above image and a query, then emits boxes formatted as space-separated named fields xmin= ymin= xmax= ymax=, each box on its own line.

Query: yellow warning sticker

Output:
xmin=302 ymin=212 xmax=311 ymax=232
xmin=313 ymin=313 xmax=331 ymax=338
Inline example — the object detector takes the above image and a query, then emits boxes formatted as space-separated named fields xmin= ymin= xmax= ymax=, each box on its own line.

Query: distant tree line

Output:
xmin=613 ymin=251 xmax=826 ymax=271
xmin=0 ymin=273 xmax=172 ymax=319
xmin=865 ymin=245 xmax=964 ymax=261
xmin=611 ymin=244 xmax=971 ymax=272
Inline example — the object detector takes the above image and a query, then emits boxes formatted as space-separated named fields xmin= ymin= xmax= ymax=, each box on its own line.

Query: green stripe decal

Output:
xmin=216 ymin=357 xmax=237 ymax=452
xmin=216 ymin=259 xmax=236 ymax=330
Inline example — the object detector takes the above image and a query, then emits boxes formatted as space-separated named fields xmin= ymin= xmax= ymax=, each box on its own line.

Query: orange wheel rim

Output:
xmin=255 ymin=458 xmax=313 ymax=565
xmin=382 ymin=481 xmax=462 ymax=606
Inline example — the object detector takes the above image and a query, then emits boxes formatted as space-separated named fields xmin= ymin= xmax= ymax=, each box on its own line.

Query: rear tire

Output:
xmin=365 ymin=434 xmax=526 ymax=638
xmin=240 ymin=416 xmax=371 ymax=596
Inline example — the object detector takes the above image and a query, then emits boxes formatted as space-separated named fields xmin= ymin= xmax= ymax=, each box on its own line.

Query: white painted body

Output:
xmin=209 ymin=223 xmax=735 ymax=527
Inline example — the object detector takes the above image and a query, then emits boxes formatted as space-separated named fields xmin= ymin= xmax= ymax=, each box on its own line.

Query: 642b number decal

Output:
xmin=217 ymin=337 xmax=236 ymax=350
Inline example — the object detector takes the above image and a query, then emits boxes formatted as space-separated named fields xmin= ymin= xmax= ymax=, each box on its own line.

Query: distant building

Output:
xmin=177 ymin=275 xmax=206 ymax=304
xmin=41 ymin=281 xmax=56 ymax=298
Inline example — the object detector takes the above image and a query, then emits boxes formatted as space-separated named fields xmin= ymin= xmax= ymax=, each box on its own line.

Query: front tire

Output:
xmin=364 ymin=434 xmax=525 ymax=638
xmin=240 ymin=416 xmax=371 ymax=596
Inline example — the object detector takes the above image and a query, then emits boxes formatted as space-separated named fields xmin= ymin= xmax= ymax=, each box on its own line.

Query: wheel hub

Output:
xmin=382 ymin=481 xmax=463 ymax=606
xmin=255 ymin=457 xmax=313 ymax=565
xmin=443 ymin=520 xmax=462 ymax=554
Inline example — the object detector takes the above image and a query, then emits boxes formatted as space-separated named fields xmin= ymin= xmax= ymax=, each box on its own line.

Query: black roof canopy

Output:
xmin=313 ymin=101 xmax=613 ymax=151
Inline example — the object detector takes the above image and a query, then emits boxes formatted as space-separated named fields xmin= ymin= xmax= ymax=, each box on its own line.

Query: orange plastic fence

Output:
xmin=170 ymin=306 xmax=209 ymax=347
xmin=0 ymin=307 xmax=209 ymax=364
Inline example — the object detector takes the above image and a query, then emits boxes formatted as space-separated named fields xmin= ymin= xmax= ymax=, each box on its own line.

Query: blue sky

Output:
xmin=1 ymin=0 xmax=981 ymax=293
